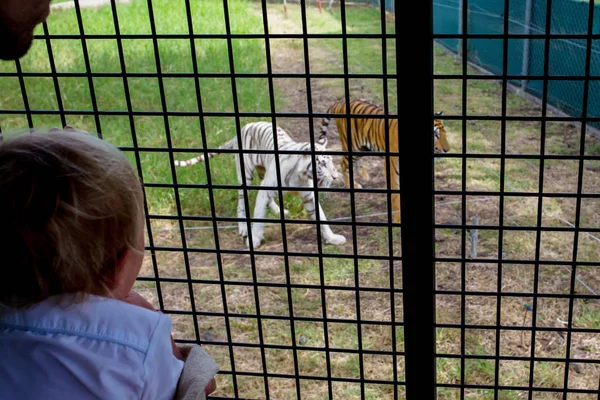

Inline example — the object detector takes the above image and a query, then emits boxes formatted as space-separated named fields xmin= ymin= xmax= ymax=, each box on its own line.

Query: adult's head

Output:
xmin=0 ymin=0 xmax=52 ymax=60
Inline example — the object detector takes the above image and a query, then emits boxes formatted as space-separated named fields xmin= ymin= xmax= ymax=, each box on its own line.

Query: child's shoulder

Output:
xmin=0 ymin=293 xmax=169 ymax=354
xmin=0 ymin=294 xmax=183 ymax=400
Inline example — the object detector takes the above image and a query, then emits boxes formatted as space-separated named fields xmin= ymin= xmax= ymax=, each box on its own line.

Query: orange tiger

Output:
xmin=317 ymin=99 xmax=450 ymax=223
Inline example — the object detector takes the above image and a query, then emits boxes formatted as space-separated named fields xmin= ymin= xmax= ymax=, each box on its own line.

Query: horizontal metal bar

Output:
xmin=199 ymin=369 xmax=404 ymax=385
xmin=6 ymin=70 xmax=600 ymax=81
xmin=436 ymin=383 xmax=599 ymax=394
xmin=144 ymin=213 xmax=600 ymax=233
xmin=162 ymin=308 xmax=402 ymax=326
xmin=26 ymin=32 xmax=600 ymax=40
xmin=433 ymin=190 xmax=600 ymax=199
xmin=436 ymin=290 xmax=600 ymax=300
xmin=436 ymin=257 xmax=600 ymax=267
xmin=146 ymin=245 xmax=403 ymax=261
xmin=0 ymin=109 xmax=403 ymax=119
xmin=31 ymin=33 xmax=396 ymax=40
xmin=5 ymin=109 xmax=600 ymax=123
xmin=436 ymin=353 xmax=600 ymax=365
xmin=435 ymin=74 xmax=600 ymax=81
xmin=142 ymin=245 xmax=600 ymax=266
xmin=435 ymin=224 xmax=600 ymax=233
xmin=142 ymin=184 xmax=600 ymax=200
xmin=143 ymin=183 xmax=403 ymax=195
xmin=146 ymin=213 xmax=402 ymax=228
xmin=6 ymin=69 xmax=600 ymax=81
xmin=118 ymin=146 xmax=600 ymax=162
xmin=0 ymin=71 xmax=397 ymax=80
xmin=136 ymin=276 xmax=404 ymax=293
xmin=434 ymin=153 xmax=600 ymax=161
xmin=174 ymin=339 xmax=406 ymax=357
xmin=434 ymin=33 xmax=600 ymax=40
xmin=435 ymin=323 xmax=600 ymax=334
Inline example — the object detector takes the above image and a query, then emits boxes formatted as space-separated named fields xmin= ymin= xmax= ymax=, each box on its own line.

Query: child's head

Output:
xmin=0 ymin=128 xmax=145 ymax=308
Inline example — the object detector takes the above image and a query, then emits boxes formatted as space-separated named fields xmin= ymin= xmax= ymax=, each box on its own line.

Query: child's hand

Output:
xmin=204 ymin=378 xmax=217 ymax=394
xmin=177 ymin=345 xmax=218 ymax=395
xmin=122 ymin=290 xmax=184 ymax=361
xmin=122 ymin=289 xmax=156 ymax=311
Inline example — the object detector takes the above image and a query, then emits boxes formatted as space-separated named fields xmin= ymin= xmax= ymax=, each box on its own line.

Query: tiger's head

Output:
xmin=300 ymin=143 xmax=339 ymax=188
xmin=433 ymin=112 xmax=450 ymax=154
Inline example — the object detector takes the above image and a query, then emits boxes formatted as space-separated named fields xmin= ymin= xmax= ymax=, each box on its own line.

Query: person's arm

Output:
xmin=123 ymin=290 xmax=218 ymax=396
xmin=173 ymin=344 xmax=219 ymax=400
xmin=122 ymin=290 xmax=183 ymax=360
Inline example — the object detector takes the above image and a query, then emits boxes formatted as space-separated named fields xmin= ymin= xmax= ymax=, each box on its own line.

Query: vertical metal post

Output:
xmin=470 ymin=215 xmax=478 ymax=258
xmin=458 ymin=0 xmax=463 ymax=34
xmin=521 ymin=0 xmax=533 ymax=91
xmin=397 ymin=0 xmax=436 ymax=397
xmin=458 ymin=0 xmax=464 ymax=58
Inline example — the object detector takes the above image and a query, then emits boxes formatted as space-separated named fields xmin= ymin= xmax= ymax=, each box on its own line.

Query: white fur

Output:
xmin=176 ymin=121 xmax=346 ymax=249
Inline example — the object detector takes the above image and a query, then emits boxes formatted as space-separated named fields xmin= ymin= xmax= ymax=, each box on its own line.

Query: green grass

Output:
xmin=272 ymin=4 xmax=398 ymax=109
xmin=0 ymin=0 xmax=279 ymax=219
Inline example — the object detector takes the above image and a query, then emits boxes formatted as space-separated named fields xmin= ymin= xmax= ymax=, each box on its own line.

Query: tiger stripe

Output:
xmin=318 ymin=99 xmax=451 ymax=223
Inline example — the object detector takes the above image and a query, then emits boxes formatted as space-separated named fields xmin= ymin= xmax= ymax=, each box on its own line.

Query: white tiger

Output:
xmin=174 ymin=121 xmax=346 ymax=249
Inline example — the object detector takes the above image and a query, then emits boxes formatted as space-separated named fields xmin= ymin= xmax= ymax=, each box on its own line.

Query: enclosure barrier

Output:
xmin=0 ymin=0 xmax=599 ymax=398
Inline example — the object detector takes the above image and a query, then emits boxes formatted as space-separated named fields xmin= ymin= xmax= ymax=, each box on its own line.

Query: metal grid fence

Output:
xmin=1 ymin=0 xmax=599 ymax=398
xmin=435 ymin=0 xmax=600 ymax=132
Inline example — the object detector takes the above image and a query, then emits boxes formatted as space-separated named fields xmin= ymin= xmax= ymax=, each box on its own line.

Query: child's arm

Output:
xmin=174 ymin=344 xmax=219 ymax=400
xmin=122 ymin=289 xmax=183 ymax=360
xmin=123 ymin=290 xmax=219 ymax=397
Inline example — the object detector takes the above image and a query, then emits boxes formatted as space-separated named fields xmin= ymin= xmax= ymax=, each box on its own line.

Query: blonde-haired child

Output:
xmin=0 ymin=127 xmax=218 ymax=400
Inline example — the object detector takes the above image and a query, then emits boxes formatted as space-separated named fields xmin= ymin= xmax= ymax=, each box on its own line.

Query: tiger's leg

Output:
xmin=357 ymin=157 xmax=370 ymax=181
xmin=299 ymin=190 xmax=346 ymax=245
xmin=246 ymin=178 xmax=276 ymax=249
xmin=259 ymin=164 xmax=289 ymax=217
xmin=342 ymin=155 xmax=362 ymax=189
xmin=341 ymin=155 xmax=351 ymax=188
xmin=385 ymin=156 xmax=401 ymax=223
xmin=237 ymin=156 xmax=254 ymax=238
xmin=268 ymin=197 xmax=289 ymax=217
xmin=338 ymin=119 xmax=361 ymax=189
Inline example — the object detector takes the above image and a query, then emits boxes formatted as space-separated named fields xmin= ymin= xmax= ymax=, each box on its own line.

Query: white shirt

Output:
xmin=0 ymin=294 xmax=184 ymax=400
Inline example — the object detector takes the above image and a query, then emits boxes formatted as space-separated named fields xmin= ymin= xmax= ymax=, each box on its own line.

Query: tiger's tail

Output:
xmin=174 ymin=137 xmax=237 ymax=167
xmin=317 ymin=116 xmax=331 ymax=146
xmin=318 ymin=101 xmax=345 ymax=147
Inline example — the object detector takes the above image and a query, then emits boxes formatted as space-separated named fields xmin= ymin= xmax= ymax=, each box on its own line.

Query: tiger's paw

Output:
xmin=359 ymin=168 xmax=370 ymax=180
xmin=238 ymin=222 xmax=248 ymax=237
xmin=245 ymin=232 xmax=264 ymax=249
xmin=275 ymin=208 xmax=290 ymax=217
xmin=325 ymin=234 xmax=346 ymax=246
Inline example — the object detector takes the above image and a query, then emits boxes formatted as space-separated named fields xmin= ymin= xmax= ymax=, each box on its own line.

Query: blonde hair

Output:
xmin=0 ymin=127 xmax=144 ymax=308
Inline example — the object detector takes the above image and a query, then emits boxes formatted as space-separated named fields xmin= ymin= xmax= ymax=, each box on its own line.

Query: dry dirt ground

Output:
xmin=134 ymin=4 xmax=600 ymax=399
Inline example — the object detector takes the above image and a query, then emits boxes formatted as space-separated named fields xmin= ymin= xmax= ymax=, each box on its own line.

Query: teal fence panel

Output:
xmin=433 ymin=0 xmax=600 ymax=123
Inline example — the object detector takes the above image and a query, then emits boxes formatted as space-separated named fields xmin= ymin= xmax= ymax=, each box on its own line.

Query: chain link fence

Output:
xmin=434 ymin=0 xmax=600 ymax=128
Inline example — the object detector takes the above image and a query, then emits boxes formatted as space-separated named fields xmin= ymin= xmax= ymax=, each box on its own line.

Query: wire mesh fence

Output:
xmin=434 ymin=0 xmax=600 ymax=132
xmin=0 ymin=0 xmax=599 ymax=398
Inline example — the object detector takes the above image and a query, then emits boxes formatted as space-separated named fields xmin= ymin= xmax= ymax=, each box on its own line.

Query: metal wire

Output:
xmin=2 ymin=0 xmax=600 ymax=398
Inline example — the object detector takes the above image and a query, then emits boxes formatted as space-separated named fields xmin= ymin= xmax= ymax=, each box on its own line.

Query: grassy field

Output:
xmin=0 ymin=0 xmax=279 ymax=217
xmin=1 ymin=0 xmax=599 ymax=399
